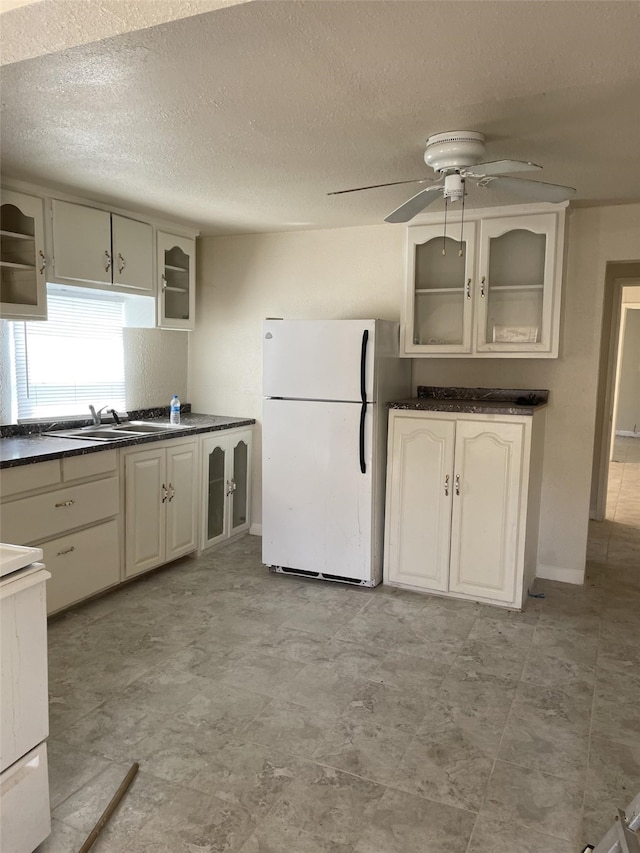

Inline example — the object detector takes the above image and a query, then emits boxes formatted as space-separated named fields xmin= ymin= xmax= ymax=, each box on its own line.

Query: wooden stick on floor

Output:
xmin=78 ymin=762 xmax=139 ymax=853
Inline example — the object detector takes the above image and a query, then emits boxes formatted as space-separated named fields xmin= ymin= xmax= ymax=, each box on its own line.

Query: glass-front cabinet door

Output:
xmin=230 ymin=435 xmax=250 ymax=536
xmin=403 ymin=223 xmax=476 ymax=355
xmin=201 ymin=429 xmax=252 ymax=551
xmin=475 ymin=213 xmax=557 ymax=354
xmin=0 ymin=190 xmax=47 ymax=320
xmin=157 ymin=231 xmax=195 ymax=331
xmin=206 ymin=441 xmax=227 ymax=547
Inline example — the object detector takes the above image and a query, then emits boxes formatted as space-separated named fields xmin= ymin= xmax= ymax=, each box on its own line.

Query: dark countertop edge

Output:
xmin=416 ymin=386 xmax=549 ymax=405
xmin=0 ymin=416 xmax=256 ymax=469
xmin=387 ymin=386 xmax=550 ymax=416
xmin=388 ymin=399 xmax=545 ymax=416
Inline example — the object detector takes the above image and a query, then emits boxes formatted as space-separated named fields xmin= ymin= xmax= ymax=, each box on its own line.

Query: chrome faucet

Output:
xmin=89 ymin=404 xmax=108 ymax=425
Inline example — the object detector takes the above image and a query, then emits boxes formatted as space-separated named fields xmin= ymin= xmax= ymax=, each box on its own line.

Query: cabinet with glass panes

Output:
xmin=157 ymin=231 xmax=196 ymax=331
xmin=201 ymin=428 xmax=252 ymax=551
xmin=401 ymin=204 xmax=566 ymax=358
xmin=0 ymin=189 xmax=47 ymax=320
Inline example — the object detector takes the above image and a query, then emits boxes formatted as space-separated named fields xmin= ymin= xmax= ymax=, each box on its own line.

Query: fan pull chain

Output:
xmin=442 ymin=197 xmax=448 ymax=255
xmin=459 ymin=182 xmax=465 ymax=257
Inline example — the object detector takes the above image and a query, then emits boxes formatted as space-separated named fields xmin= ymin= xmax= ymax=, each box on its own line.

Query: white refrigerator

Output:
xmin=262 ymin=319 xmax=411 ymax=586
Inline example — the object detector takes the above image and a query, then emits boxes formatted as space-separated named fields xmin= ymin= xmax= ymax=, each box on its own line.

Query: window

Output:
xmin=10 ymin=284 xmax=126 ymax=421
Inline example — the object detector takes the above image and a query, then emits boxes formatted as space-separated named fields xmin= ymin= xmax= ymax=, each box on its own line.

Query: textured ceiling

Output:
xmin=2 ymin=0 xmax=640 ymax=235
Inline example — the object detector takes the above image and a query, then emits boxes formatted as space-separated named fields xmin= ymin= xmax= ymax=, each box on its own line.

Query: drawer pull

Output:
xmin=55 ymin=499 xmax=75 ymax=508
xmin=57 ymin=546 xmax=75 ymax=556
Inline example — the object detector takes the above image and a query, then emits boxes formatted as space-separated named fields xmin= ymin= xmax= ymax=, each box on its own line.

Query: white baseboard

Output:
xmin=249 ymin=523 xmax=262 ymax=536
xmin=615 ymin=430 xmax=640 ymax=437
xmin=536 ymin=564 xmax=584 ymax=585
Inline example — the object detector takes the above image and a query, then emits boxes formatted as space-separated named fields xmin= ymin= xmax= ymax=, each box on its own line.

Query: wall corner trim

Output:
xmin=535 ymin=564 xmax=584 ymax=586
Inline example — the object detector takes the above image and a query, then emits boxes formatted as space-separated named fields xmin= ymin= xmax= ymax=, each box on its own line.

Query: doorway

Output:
xmin=591 ymin=267 xmax=640 ymax=523
xmin=608 ymin=288 xmax=640 ymax=523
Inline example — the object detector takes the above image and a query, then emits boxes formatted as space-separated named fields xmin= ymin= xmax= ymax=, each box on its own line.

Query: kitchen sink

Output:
xmin=44 ymin=421 xmax=182 ymax=441
xmin=44 ymin=427 xmax=129 ymax=441
xmin=114 ymin=422 xmax=178 ymax=433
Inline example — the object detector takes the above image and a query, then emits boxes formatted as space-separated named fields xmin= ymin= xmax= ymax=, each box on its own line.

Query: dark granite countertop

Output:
xmin=388 ymin=386 xmax=549 ymax=416
xmin=0 ymin=412 xmax=255 ymax=469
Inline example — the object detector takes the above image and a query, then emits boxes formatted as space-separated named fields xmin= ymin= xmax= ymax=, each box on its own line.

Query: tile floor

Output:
xmin=37 ymin=458 xmax=639 ymax=853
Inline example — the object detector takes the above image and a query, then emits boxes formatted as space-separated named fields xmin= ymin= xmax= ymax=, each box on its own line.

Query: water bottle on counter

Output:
xmin=170 ymin=395 xmax=181 ymax=425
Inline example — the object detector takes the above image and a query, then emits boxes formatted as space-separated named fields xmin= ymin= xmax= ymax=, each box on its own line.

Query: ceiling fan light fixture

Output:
xmin=443 ymin=173 xmax=465 ymax=203
xmin=424 ymin=130 xmax=486 ymax=173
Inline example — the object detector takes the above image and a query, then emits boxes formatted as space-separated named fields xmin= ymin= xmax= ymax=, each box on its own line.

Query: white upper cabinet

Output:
xmin=406 ymin=223 xmax=477 ymax=355
xmin=51 ymin=200 xmax=153 ymax=294
xmin=0 ymin=190 xmax=47 ymax=320
xmin=157 ymin=231 xmax=195 ymax=330
xmin=475 ymin=213 xmax=558 ymax=354
xmin=402 ymin=204 xmax=567 ymax=358
xmin=111 ymin=214 xmax=154 ymax=291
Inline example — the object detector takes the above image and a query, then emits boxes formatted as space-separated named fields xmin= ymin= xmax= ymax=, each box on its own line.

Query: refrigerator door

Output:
xmin=263 ymin=319 xmax=376 ymax=402
xmin=262 ymin=398 xmax=374 ymax=581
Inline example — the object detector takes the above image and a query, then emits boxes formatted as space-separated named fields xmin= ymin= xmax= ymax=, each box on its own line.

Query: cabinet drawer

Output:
xmin=43 ymin=519 xmax=120 ymax=614
xmin=62 ymin=449 xmax=117 ymax=481
xmin=0 ymin=476 xmax=119 ymax=545
xmin=0 ymin=460 xmax=61 ymax=498
xmin=0 ymin=742 xmax=50 ymax=853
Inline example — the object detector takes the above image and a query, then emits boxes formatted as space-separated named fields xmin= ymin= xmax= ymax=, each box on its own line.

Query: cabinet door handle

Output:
xmin=118 ymin=253 xmax=126 ymax=274
xmin=161 ymin=275 xmax=167 ymax=292
xmin=168 ymin=482 xmax=175 ymax=502
xmin=480 ymin=276 xmax=486 ymax=297
xmin=57 ymin=545 xmax=75 ymax=556
xmin=226 ymin=479 xmax=237 ymax=497
xmin=466 ymin=278 xmax=471 ymax=299
xmin=161 ymin=483 xmax=168 ymax=503
xmin=105 ymin=250 xmax=112 ymax=273
xmin=54 ymin=499 xmax=75 ymax=508
xmin=455 ymin=474 xmax=461 ymax=495
xmin=39 ymin=249 xmax=47 ymax=275
xmin=444 ymin=474 xmax=450 ymax=496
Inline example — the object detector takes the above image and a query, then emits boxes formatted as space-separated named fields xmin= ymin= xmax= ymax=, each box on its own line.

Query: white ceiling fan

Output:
xmin=328 ymin=131 xmax=576 ymax=223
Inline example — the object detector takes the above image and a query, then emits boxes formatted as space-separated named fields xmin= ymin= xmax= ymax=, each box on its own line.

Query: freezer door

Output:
xmin=263 ymin=319 xmax=376 ymax=402
xmin=262 ymin=398 xmax=374 ymax=581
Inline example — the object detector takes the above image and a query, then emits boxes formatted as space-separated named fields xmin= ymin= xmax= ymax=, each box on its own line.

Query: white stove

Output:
xmin=0 ymin=542 xmax=51 ymax=853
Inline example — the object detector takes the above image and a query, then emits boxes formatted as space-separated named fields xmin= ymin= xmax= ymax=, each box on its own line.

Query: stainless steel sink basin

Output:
xmin=115 ymin=422 xmax=178 ymax=433
xmin=44 ymin=421 xmax=181 ymax=441
xmin=44 ymin=426 xmax=128 ymax=441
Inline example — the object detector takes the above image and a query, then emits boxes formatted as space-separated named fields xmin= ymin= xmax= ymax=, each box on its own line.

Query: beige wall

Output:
xmin=189 ymin=203 xmax=640 ymax=583
xmin=123 ymin=327 xmax=188 ymax=411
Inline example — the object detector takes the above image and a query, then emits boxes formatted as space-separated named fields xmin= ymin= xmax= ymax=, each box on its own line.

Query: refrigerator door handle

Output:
xmin=359 ymin=329 xmax=369 ymax=473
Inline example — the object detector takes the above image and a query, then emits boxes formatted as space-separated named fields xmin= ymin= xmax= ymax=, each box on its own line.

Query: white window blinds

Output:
xmin=13 ymin=285 xmax=126 ymax=420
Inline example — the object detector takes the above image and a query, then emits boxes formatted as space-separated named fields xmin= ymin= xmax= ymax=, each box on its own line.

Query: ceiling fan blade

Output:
xmin=327 ymin=177 xmax=433 ymax=196
xmin=384 ymin=185 xmax=444 ymax=224
xmin=466 ymin=159 xmax=542 ymax=177
xmin=484 ymin=175 xmax=576 ymax=202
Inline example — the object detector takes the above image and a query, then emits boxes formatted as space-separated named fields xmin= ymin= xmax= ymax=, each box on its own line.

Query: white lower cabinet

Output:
xmin=201 ymin=428 xmax=252 ymax=550
xmin=0 ymin=451 xmax=121 ymax=615
xmin=41 ymin=520 xmax=120 ymax=615
xmin=384 ymin=409 xmax=544 ymax=609
xmin=124 ymin=439 xmax=198 ymax=578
